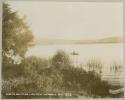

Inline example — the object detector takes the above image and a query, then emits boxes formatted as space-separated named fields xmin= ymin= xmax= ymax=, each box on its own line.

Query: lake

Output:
xmin=26 ymin=43 xmax=123 ymax=64
xmin=26 ymin=43 xmax=124 ymax=85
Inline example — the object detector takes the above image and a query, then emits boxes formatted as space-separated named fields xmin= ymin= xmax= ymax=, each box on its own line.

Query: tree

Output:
xmin=2 ymin=3 xmax=33 ymax=65
xmin=51 ymin=50 xmax=70 ymax=69
xmin=2 ymin=3 xmax=34 ymax=82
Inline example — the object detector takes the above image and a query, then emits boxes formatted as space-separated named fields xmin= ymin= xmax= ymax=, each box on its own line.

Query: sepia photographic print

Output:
xmin=1 ymin=0 xmax=125 ymax=99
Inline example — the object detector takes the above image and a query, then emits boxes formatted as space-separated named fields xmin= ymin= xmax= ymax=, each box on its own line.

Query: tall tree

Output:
xmin=2 ymin=3 xmax=34 ymax=79
xmin=2 ymin=3 xmax=33 ymax=65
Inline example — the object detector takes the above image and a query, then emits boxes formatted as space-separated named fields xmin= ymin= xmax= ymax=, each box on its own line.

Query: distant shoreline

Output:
xmin=30 ymin=36 xmax=123 ymax=45
xmin=31 ymin=41 xmax=122 ymax=46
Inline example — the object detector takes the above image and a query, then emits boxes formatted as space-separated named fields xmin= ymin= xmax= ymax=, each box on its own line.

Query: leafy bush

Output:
xmin=2 ymin=50 xmax=121 ymax=98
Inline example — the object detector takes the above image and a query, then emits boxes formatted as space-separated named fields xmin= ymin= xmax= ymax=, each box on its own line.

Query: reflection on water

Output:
xmin=26 ymin=43 xmax=124 ymax=85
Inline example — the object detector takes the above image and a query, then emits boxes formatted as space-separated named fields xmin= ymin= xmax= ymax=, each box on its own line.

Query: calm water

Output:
xmin=26 ymin=43 xmax=124 ymax=65
xmin=26 ymin=43 xmax=124 ymax=84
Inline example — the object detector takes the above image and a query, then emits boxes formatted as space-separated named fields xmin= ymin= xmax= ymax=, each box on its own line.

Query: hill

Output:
xmin=33 ymin=37 xmax=123 ymax=45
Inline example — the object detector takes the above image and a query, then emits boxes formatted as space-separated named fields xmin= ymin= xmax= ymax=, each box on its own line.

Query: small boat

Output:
xmin=71 ymin=51 xmax=79 ymax=55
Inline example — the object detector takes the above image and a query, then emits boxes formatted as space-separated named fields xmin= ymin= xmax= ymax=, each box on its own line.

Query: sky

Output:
xmin=7 ymin=1 xmax=123 ymax=40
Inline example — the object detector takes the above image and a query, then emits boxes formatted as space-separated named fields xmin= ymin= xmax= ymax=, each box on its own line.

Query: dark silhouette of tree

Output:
xmin=51 ymin=50 xmax=70 ymax=69
xmin=2 ymin=3 xmax=33 ymax=78
xmin=2 ymin=3 xmax=33 ymax=65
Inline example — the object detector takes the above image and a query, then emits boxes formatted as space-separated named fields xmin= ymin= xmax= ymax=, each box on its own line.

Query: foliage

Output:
xmin=2 ymin=3 xmax=34 ymax=97
xmin=2 ymin=3 xmax=33 ymax=64
xmin=2 ymin=2 xmax=33 ymax=86
xmin=2 ymin=51 xmax=112 ymax=98
xmin=51 ymin=50 xmax=71 ymax=69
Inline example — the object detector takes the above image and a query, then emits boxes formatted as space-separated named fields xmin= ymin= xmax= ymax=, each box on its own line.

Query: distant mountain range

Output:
xmin=33 ymin=37 xmax=123 ymax=45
